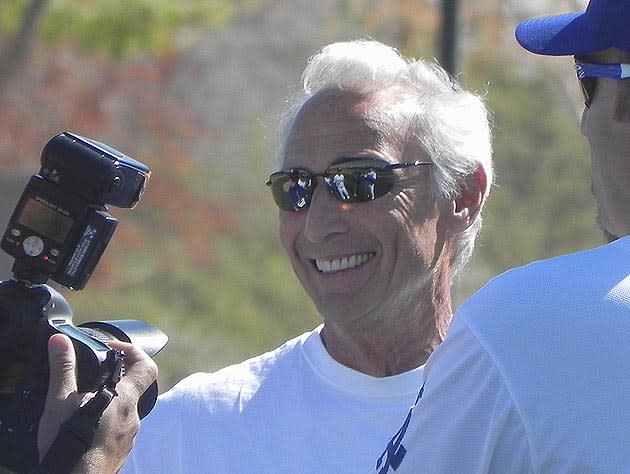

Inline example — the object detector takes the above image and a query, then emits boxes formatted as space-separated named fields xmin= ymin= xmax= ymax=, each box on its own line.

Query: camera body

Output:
xmin=1 ymin=132 xmax=150 ymax=290
xmin=0 ymin=132 xmax=167 ymax=474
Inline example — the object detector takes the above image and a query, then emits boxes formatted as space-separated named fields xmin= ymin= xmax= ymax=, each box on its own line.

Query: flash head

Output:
xmin=40 ymin=132 xmax=150 ymax=208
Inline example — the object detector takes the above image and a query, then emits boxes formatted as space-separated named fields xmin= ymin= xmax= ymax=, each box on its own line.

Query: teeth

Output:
xmin=315 ymin=253 xmax=375 ymax=273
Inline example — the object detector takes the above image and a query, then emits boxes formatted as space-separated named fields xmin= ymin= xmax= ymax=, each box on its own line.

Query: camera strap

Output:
xmin=34 ymin=349 xmax=124 ymax=474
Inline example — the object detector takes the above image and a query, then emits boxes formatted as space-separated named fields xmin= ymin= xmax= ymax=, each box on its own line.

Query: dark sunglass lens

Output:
xmin=269 ymin=172 xmax=312 ymax=211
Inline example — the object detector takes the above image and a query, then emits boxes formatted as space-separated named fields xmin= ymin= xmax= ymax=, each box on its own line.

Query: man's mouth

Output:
xmin=313 ymin=252 xmax=376 ymax=274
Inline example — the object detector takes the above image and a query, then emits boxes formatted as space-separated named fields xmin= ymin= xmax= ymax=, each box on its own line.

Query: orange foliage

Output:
xmin=0 ymin=42 xmax=240 ymax=286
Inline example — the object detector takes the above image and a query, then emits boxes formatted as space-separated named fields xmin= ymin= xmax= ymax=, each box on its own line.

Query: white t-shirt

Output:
xmin=122 ymin=325 xmax=424 ymax=474
xmin=375 ymin=237 xmax=630 ymax=473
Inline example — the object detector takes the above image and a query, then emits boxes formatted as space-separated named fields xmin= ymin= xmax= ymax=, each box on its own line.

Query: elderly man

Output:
xmin=35 ymin=39 xmax=492 ymax=474
xmin=374 ymin=1 xmax=630 ymax=473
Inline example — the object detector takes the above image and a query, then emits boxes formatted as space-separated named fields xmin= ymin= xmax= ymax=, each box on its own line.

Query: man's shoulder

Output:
xmin=459 ymin=238 xmax=630 ymax=324
xmin=449 ymin=238 xmax=630 ymax=387
xmin=449 ymin=237 xmax=630 ymax=389
xmin=441 ymin=238 xmax=630 ymax=472
xmin=158 ymin=328 xmax=318 ymax=408
xmin=124 ymin=328 xmax=321 ymax=472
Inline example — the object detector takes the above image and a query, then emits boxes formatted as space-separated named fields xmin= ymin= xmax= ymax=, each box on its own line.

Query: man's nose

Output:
xmin=302 ymin=179 xmax=351 ymax=243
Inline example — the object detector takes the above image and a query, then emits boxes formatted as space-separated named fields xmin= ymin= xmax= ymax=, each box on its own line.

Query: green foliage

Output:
xmin=0 ymin=1 xmax=32 ymax=36
xmin=5 ymin=0 xmax=240 ymax=58
xmin=44 ymin=0 xmax=236 ymax=57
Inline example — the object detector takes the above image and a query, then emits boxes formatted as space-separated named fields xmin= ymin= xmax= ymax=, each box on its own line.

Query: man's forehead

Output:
xmin=282 ymin=87 xmax=412 ymax=166
xmin=286 ymin=86 xmax=413 ymax=141
xmin=286 ymin=89 xmax=381 ymax=145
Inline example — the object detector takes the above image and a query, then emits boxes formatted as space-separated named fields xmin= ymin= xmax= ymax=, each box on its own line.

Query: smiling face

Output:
xmin=278 ymin=88 xmax=454 ymax=327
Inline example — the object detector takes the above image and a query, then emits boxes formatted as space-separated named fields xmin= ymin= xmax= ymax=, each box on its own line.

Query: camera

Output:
xmin=0 ymin=132 xmax=168 ymax=473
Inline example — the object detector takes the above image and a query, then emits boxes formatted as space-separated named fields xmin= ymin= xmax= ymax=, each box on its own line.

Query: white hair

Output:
xmin=278 ymin=40 xmax=493 ymax=274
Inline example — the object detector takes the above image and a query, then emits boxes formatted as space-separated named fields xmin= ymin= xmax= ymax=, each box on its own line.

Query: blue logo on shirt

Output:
xmin=374 ymin=384 xmax=424 ymax=473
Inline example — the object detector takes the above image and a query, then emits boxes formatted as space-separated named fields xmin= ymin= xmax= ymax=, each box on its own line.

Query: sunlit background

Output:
xmin=0 ymin=0 xmax=598 ymax=391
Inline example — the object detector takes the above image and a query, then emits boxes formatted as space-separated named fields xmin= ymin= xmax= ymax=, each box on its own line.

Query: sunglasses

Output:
xmin=574 ymin=60 xmax=630 ymax=107
xmin=266 ymin=159 xmax=433 ymax=212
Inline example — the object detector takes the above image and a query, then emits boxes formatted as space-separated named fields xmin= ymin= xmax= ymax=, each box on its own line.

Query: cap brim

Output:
xmin=515 ymin=12 xmax=610 ymax=56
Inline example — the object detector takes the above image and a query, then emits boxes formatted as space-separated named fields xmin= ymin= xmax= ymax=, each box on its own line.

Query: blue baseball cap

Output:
xmin=515 ymin=0 xmax=630 ymax=56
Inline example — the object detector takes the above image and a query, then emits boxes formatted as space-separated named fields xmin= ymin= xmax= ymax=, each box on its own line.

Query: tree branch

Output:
xmin=0 ymin=0 xmax=50 ymax=88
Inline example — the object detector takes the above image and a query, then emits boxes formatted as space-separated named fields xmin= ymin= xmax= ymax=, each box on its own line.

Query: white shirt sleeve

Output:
xmin=390 ymin=314 xmax=534 ymax=474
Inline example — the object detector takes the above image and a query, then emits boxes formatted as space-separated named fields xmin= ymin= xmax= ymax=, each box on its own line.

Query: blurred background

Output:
xmin=0 ymin=0 xmax=599 ymax=391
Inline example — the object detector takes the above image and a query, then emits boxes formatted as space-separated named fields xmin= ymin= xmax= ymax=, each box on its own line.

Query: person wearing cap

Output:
xmin=373 ymin=1 xmax=630 ymax=473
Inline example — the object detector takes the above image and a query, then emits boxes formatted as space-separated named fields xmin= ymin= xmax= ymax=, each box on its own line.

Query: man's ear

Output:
xmin=453 ymin=167 xmax=487 ymax=230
